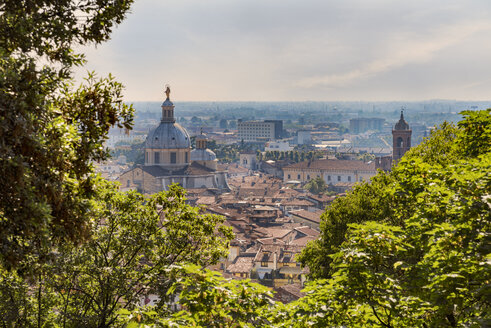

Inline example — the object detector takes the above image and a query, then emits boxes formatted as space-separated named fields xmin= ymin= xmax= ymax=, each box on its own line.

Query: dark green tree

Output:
xmin=0 ymin=0 xmax=135 ymax=267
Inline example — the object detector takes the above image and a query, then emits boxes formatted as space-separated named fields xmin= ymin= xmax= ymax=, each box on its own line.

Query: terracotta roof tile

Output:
xmin=289 ymin=209 xmax=323 ymax=223
xmin=226 ymin=257 xmax=254 ymax=274
xmin=284 ymin=159 xmax=376 ymax=171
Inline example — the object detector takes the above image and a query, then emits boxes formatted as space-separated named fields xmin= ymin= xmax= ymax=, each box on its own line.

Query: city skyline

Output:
xmin=76 ymin=0 xmax=491 ymax=102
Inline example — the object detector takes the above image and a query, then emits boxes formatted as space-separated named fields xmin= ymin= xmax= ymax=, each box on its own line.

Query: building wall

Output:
xmin=283 ymin=167 xmax=376 ymax=184
xmin=392 ymin=129 xmax=412 ymax=163
xmin=118 ymin=167 xmax=162 ymax=194
xmin=265 ymin=141 xmax=293 ymax=152
xmin=145 ymin=148 xmax=190 ymax=167
xmin=237 ymin=120 xmax=276 ymax=142
xmin=297 ymin=130 xmax=312 ymax=145
xmin=290 ymin=215 xmax=320 ymax=230
xmin=240 ymin=153 xmax=257 ymax=170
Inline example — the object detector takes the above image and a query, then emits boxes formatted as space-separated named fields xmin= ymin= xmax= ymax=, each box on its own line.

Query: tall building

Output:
xmin=375 ymin=110 xmax=412 ymax=171
xmin=392 ymin=110 xmax=412 ymax=163
xmin=237 ymin=120 xmax=283 ymax=142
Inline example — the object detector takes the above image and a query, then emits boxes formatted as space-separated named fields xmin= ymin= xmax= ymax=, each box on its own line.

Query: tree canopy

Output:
xmin=291 ymin=109 xmax=491 ymax=327
xmin=0 ymin=183 xmax=234 ymax=327
xmin=0 ymin=0 xmax=135 ymax=267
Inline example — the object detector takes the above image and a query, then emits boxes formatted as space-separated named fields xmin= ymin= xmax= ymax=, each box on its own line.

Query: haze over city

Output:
xmin=77 ymin=0 xmax=491 ymax=102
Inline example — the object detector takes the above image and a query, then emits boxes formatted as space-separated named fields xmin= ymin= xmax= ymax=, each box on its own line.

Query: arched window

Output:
xmin=397 ymin=137 xmax=404 ymax=148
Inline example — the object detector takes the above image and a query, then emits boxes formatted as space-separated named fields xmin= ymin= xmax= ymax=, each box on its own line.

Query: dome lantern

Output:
xmin=161 ymin=85 xmax=175 ymax=123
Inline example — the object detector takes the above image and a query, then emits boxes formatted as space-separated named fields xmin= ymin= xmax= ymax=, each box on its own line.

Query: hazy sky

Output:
xmin=76 ymin=0 xmax=491 ymax=102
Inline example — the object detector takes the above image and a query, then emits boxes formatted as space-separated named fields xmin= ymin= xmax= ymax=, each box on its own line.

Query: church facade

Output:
xmin=118 ymin=87 xmax=229 ymax=194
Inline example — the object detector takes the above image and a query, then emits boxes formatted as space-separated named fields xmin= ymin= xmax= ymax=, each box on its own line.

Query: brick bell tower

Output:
xmin=392 ymin=109 xmax=412 ymax=164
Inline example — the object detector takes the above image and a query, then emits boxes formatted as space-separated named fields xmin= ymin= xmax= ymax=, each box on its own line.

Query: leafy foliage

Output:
xmin=297 ymin=172 xmax=395 ymax=279
xmin=0 ymin=0 xmax=136 ymax=267
xmin=0 ymin=183 xmax=234 ymax=327
xmin=120 ymin=264 xmax=275 ymax=328
xmin=303 ymin=177 xmax=328 ymax=195
xmin=293 ymin=110 xmax=491 ymax=327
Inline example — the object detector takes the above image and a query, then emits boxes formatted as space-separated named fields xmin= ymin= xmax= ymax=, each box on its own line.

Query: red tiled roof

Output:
xmin=281 ymin=199 xmax=316 ymax=206
xmin=196 ymin=196 xmax=216 ymax=205
xmin=226 ymin=257 xmax=254 ymax=273
xmin=290 ymin=235 xmax=317 ymax=246
xmin=289 ymin=209 xmax=323 ymax=223
xmin=295 ymin=226 xmax=320 ymax=237
xmin=284 ymin=159 xmax=376 ymax=171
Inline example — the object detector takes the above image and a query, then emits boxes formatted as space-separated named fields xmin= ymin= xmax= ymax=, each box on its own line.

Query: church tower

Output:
xmin=392 ymin=110 xmax=412 ymax=163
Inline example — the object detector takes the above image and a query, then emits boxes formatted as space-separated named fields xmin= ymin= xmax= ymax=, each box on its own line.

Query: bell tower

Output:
xmin=392 ymin=109 xmax=412 ymax=163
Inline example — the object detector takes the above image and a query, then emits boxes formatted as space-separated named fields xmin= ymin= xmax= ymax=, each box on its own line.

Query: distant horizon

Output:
xmin=127 ymin=99 xmax=491 ymax=103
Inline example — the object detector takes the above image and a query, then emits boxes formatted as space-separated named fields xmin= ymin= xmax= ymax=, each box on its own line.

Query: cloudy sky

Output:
xmin=77 ymin=0 xmax=491 ymax=102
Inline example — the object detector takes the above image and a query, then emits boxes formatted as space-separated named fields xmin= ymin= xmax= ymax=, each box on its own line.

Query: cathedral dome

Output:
xmin=145 ymin=122 xmax=190 ymax=149
xmin=191 ymin=148 xmax=217 ymax=161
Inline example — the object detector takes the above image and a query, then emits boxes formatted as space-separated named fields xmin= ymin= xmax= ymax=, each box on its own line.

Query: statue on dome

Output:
xmin=165 ymin=85 xmax=171 ymax=100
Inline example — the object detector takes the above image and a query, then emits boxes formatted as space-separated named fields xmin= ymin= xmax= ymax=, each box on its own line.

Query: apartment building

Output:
xmin=237 ymin=120 xmax=283 ymax=142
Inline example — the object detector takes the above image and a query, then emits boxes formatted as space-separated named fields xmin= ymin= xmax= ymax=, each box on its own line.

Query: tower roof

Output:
xmin=394 ymin=110 xmax=410 ymax=130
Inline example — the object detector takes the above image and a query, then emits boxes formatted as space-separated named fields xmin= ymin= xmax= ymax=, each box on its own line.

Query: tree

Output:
xmin=298 ymin=172 xmax=395 ymax=279
xmin=119 ymin=264 xmax=276 ymax=328
xmin=304 ymin=177 xmax=328 ymax=195
xmin=0 ymin=183 xmax=234 ymax=327
xmin=0 ymin=0 xmax=135 ymax=268
xmin=293 ymin=110 xmax=491 ymax=327
xmin=299 ymin=120 xmax=463 ymax=279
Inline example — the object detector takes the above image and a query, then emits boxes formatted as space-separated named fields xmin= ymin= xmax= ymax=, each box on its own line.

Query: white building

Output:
xmin=265 ymin=141 xmax=293 ymax=152
xmin=282 ymin=159 xmax=377 ymax=187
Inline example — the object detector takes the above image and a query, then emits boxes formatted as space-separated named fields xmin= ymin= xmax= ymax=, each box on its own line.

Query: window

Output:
xmin=338 ymin=176 xmax=341 ymax=181
xmin=307 ymin=175 xmax=310 ymax=180
xmin=328 ymin=175 xmax=331 ymax=181
xmin=185 ymin=152 xmax=188 ymax=163
xmin=154 ymin=152 xmax=160 ymax=164
xmin=348 ymin=176 xmax=351 ymax=182
xmin=126 ymin=180 xmax=130 ymax=187
xmin=297 ymin=174 xmax=301 ymax=179
xmin=145 ymin=152 xmax=148 ymax=163
xmin=170 ymin=152 xmax=177 ymax=164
